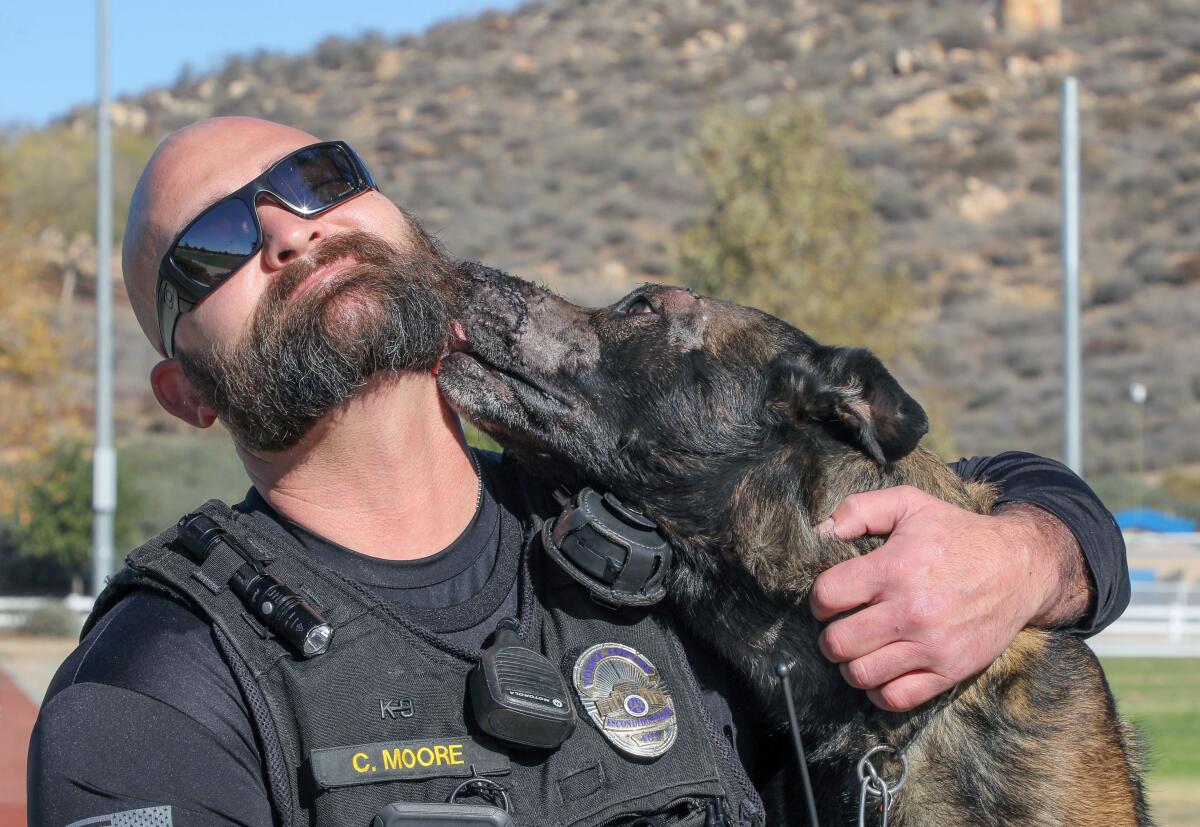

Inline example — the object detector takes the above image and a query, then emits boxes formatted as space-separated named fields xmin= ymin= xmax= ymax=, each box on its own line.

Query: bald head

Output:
xmin=123 ymin=117 xmax=321 ymax=353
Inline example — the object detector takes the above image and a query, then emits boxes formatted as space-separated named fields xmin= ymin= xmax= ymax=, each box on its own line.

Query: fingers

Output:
xmin=866 ymin=672 xmax=954 ymax=713
xmin=809 ymin=553 xmax=890 ymax=622
xmin=810 ymin=486 xmax=941 ymax=621
xmin=837 ymin=641 xmax=933 ymax=691
xmin=816 ymin=485 xmax=931 ymax=541
xmin=818 ymin=603 xmax=904 ymax=663
xmin=809 ymin=487 xmax=1012 ymax=714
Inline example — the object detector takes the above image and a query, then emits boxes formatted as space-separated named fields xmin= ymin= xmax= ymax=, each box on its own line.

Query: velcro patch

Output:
xmin=310 ymin=737 xmax=510 ymax=789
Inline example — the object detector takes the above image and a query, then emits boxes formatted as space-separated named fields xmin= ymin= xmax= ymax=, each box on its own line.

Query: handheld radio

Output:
xmin=468 ymin=617 xmax=576 ymax=749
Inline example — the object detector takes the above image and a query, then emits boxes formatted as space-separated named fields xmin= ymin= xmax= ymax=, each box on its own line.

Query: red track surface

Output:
xmin=0 ymin=666 xmax=35 ymax=827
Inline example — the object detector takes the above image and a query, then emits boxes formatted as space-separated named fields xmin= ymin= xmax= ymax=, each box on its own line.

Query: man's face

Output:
xmin=137 ymin=120 xmax=459 ymax=451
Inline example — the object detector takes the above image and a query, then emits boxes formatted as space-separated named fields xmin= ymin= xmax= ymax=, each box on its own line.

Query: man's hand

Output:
xmin=809 ymin=486 xmax=1092 ymax=713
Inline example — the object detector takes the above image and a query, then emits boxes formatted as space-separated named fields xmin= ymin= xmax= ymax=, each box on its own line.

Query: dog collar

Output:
xmin=541 ymin=488 xmax=672 ymax=609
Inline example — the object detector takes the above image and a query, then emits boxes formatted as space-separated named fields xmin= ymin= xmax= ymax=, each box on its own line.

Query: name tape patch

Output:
xmin=310 ymin=736 xmax=510 ymax=789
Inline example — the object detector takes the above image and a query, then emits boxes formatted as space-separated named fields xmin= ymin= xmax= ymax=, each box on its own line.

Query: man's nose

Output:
xmin=256 ymin=197 xmax=326 ymax=270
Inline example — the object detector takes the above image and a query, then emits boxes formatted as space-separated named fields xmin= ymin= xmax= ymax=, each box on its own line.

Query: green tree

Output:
xmin=0 ymin=156 xmax=88 ymax=518
xmin=1 ymin=126 xmax=157 ymax=240
xmin=674 ymin=101 xmax=914 ymax=359
xmin=16 ymin=441 xmax=136 ymax=593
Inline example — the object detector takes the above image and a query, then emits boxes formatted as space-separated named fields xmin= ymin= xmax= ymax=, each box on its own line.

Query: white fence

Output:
xmin=1124 ymin=531 xmax=1200 ymax=552
xmin=0 ymin=594 xmax=94 ymax=630
xmin=1088 ymin=580 xmax=1200 ymax=658
xmin=1088 ymin=531 xmax=1200 ymax=657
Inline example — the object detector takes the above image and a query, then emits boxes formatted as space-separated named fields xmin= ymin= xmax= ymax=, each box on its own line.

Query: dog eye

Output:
xmin=624 ymin=297 xmax=656 ymax=316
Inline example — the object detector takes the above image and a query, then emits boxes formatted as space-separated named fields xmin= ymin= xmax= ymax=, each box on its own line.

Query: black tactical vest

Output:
xmin=85 ymin=464 xmax=764 ymax=827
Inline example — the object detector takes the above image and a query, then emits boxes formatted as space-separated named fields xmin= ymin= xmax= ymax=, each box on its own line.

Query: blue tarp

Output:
xmin=1114 ymin=508 xmax=1197 ymax=533
xmin=1128 ymin=568 xmax=1159 ymax=583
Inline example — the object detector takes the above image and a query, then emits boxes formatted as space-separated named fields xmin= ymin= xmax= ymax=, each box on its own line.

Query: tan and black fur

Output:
xmin=437 ymin=263 xmax=1150 ymax=826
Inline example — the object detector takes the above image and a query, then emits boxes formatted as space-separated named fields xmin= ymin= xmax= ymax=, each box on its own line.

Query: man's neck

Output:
xmin=238 ymin=373 xmax=479 ymax=560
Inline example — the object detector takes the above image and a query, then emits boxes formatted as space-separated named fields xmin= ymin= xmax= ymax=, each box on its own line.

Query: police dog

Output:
xmin=437 ymin=263 xmax=1150 ymax=826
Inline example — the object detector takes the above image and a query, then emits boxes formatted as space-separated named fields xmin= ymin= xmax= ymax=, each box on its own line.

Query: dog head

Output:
xmin=438 ymin=263 xmax=928 ymax=534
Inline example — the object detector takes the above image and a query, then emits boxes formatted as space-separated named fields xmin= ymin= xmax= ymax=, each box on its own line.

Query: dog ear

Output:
xmin=767 ymin=346 xmax=928 ymax=464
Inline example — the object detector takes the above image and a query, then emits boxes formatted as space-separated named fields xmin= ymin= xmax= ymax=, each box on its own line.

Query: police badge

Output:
xmin=572 ymin=643 xmax=677 ymax=758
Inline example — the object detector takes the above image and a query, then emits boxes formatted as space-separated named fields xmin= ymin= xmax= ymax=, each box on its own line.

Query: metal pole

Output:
xmin=1130 ymin=382 xmax=1147 ymax=511
xmin=1061 ymin=77 xmax=1083 ymax=476
xmin=92 ymin=0 xmax=116 ymax=596
xmin=1135 ymin=402 xmax=1144 ymax=509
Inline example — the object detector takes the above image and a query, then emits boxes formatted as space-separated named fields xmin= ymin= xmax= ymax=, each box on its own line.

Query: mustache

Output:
xmin=265 ymin=229 xmax=407 ymax=307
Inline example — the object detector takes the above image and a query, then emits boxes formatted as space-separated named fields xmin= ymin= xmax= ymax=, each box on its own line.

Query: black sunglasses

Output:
xmin=155 ymin=140 xmax=377 ymax=357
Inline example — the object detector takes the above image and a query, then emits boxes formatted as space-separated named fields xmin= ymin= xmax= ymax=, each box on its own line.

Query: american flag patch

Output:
xmin=66 ymin=806 xmax=173 ymax=827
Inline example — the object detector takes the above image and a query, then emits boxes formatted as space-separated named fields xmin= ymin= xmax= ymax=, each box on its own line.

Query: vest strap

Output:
xmin=195 ymin=540 xmax=247 ymax=593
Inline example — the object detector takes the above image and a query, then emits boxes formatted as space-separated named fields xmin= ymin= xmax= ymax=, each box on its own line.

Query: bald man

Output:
xmin=29 ymin=118 xmax=1128 ymax=826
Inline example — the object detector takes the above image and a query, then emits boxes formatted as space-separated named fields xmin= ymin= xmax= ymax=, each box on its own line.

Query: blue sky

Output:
xmin=0 ymin=0 xmax=524 ymax=127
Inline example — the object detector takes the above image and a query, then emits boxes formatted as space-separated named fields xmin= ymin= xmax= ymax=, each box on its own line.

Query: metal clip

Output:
xmin=450 ymin=770 xmax=513 ymax=814
xmin=856 ymin=745 xmax=908 ymax=827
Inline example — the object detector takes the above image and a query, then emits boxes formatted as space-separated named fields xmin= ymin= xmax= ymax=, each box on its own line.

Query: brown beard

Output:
xmin=178 ymin=226 xmax=461 ymax=452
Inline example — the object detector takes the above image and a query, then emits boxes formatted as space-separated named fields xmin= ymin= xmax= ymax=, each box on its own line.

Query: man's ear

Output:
xmin=150 ymin=359 xmax=218 ymax=429
xmin=767 ymin=346 xmax=928 ymax=465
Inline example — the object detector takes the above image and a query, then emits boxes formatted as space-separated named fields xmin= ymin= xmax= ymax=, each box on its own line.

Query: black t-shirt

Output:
xmin=241 ymin=453 xmax=518 ymax=652
xmin=27 ymin=451 xmax=1128 ymax=826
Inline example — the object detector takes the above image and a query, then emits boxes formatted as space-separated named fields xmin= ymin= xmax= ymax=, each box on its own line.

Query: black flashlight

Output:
xmin=229 ymin=565 xmax=334 ymax=657
xmin=177 ymin=514 xmax=334 ymax=658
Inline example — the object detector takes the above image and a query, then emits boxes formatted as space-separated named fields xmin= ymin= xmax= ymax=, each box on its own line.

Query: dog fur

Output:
xmin=437 ymin=263 xmax=1151 ymax=826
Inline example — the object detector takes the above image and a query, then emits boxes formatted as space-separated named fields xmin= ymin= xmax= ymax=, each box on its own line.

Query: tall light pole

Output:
xmin=92 ymin=0 xmax=116 ymax=596
xmin=1129 ymin=382 xmax=1147 ymax=510
xmin=1061 ymin=77 xmax=1083 ymax=476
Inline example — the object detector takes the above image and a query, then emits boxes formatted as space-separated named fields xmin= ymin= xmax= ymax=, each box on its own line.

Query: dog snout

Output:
xmin=453 ymin=263 xmax=529 ymax=352
xmin=455 ymin=262 xmax=598 ymax=375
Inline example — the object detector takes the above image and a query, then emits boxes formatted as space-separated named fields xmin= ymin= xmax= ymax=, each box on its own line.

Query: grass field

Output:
xmin=1103 ymin=658 xmax=1200 ymax=826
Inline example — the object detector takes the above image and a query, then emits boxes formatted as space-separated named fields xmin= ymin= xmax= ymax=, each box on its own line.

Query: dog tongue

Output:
xmin=433 ymin=321 xmax=472 ymax=377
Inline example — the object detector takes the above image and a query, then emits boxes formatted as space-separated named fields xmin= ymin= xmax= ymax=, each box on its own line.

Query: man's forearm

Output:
xmin=993 ymin=501 xmax=1094 ymax=628
xmin=950 ymin=451 xmax=1129 ymax=635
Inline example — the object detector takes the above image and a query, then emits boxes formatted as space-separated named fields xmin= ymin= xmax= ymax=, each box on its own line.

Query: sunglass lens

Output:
xmin=172 ymin=198 xmax=259 ymax=286
xmin=266 ymin=145 xmax=359 ymax=214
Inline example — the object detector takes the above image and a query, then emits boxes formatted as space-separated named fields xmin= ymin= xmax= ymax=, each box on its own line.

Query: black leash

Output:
xmin=776 ymin=661 xmax=820 ymax=827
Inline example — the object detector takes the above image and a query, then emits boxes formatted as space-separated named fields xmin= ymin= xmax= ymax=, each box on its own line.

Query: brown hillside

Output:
xmin=36 ymin=0 xmax=1200 ymax=472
